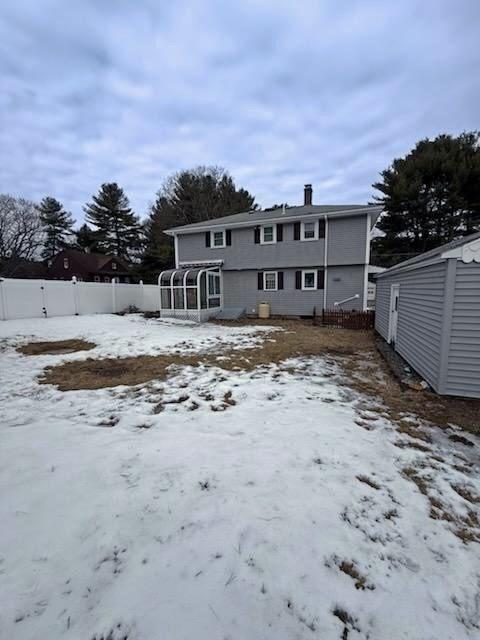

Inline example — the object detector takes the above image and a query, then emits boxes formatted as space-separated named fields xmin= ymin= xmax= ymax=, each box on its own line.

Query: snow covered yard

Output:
xmin=0 ymin=315 xmax=479 ymax=640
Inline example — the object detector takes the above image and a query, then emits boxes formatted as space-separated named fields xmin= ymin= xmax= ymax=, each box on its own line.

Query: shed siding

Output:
xmin=375 ymin=262 xmax=447 ymax=391
xmin=445 ymin=262 xmax=480 ymax=398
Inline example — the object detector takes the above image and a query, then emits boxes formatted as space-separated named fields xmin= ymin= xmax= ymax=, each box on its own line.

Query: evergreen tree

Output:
xmin=372 ymin=132 xmax=480 ymax=267
xmin=83 ymin=183 xmax=142 ymax=260
xmin=37 ymin=196 xmax=74 ymax=260
xmin=141 ymin=166 xmax=256 ymax=279
xmin=74 ymin=223 xmax=101 ymax=253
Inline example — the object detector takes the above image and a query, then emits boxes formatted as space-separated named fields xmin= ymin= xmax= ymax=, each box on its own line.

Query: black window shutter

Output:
xmin=295 ymin=270 xmax=302 ymax=289
xmin=205 ymin=232 xmax=211 ymax=247
xmin=257 ymin=272 xmax=263 ymax=290
xmin=254 ymin=227 xmax=260 ymax=244
xmin=278 ymin=271 xmax=284 ymax=289
xmin=318 ymin=220 xmax=326 ymax=238
xmin=277 ymin=224 xmax=283 ymax=242
xmin=226 ymin=229 xmax=232 ymax=246
xmin=294 ymin=222 xmax=301 ymax=240
xmin=317 ymin=270 xmax=325 ymax=290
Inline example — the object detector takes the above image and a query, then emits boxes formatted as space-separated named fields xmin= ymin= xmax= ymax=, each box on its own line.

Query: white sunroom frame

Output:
xmin=158 ymin=266 xmax=223 ymax=322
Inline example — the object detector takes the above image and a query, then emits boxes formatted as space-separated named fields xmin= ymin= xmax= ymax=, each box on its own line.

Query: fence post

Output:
xmin=139 ymin=279 xmax=144 ymax=311
xmin=40 ymin=280 xmax=47 ymax=318
xmin=0 ymin=279 xmax=7 ymax=320
xmin=71 ymin=276 xmax=79 ymax=315
xmin=112 ymin=278 xmax=116 ymax=313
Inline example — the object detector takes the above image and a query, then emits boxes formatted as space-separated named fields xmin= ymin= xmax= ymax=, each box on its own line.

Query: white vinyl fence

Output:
xmin=0 ymin=277 xmax=160 ymax=321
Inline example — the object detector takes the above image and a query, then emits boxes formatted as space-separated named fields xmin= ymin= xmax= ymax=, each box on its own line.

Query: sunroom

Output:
xmin=158 ymin=265 xmax=223 ymax=322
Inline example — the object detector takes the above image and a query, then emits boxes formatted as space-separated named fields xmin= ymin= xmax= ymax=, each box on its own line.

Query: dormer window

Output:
xmin=63 ymin=258 xmax=69 ymax=269
xmin=261 ymin=225 xmax=276 ymax=244
xmin=112 ymin=261 xmax=117 ymax=270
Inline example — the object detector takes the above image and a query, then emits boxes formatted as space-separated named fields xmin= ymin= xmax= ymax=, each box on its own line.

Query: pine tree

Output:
xmin=83 ymin=183 xmax=141 ymax=260
xmin=141 ymin=167 xmax=256 ymax=279
xmin=37 ymin=197 xmax=74 ymax=260
xmin=74 ymin=223 xmax=101 ymax=253
xmin=372 ymin=132 xmax=480 ymax=267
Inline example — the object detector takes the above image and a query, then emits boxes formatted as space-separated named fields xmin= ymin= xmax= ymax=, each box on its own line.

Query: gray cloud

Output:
xmin=0 ymin=0 xmax=479 ymax=222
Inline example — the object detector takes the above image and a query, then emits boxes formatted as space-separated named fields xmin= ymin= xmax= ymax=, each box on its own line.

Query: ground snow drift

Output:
xmin=0 ymin=315 xmax=479 ymax=640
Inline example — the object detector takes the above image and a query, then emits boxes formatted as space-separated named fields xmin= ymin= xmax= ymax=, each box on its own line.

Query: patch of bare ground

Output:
xmin=337 ymin=340 xmax=480 ymax=436
xmin=39 ymin=320 xmax=371 ymax=391
xmin=327 ymin=556 xmax=375 ymax=590
xmin=37 ymin=318 xmax=480 ymax=435
xmin=402 ymin=466 xmax=480 ymax=543
xmin=356 ymin=475 xmax=381 ymax=490
xmin=18 ymin=339 xmax=96 ymax=356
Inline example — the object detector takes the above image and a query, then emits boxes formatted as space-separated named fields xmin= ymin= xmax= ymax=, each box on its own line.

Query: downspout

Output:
xmin=363 ymin=213 xmax=371 ymax=311
xmin=323 ymin=215 xmax=328 ymax=310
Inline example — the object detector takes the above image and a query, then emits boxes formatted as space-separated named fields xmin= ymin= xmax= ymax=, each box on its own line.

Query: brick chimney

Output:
xmin=304 ymin=184 xmax=312 ymax=206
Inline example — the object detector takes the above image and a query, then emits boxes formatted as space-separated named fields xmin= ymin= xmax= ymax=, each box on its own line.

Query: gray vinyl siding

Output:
xmin=375 ymin=277 xmax=391 ymax=341
xmin=444 ymin=262 xmax=480 ymax=398
xmin=375 ymin=262 xmax=447 ymax=391
xmin=177 ymin=224 xmax=325 ymax=269
xmin=176 ymin=214 xmax=368 ymax=270
xmin=223 ymin=269 xmax=324 ymax=316
xmin=327 ymin=215 xmax=368 ymax=266
xmin=326 ymin=265 xmax=365 ymax=310
xmin=222 ymin=264 xmax=364 ymax=316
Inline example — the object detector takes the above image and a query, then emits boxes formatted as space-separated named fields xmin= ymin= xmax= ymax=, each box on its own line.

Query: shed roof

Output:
xmin=165 ymin=204 xmax=383 ymax=235
xmin=377 ymin=230 xmax=480 ymax=278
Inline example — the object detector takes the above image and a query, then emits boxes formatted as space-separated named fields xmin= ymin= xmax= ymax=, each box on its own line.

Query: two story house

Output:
xmin=161 ymin=185 xmax=382 ymax=320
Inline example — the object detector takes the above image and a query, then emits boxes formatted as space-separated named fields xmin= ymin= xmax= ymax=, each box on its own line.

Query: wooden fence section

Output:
xmin=314 ymin=308 xmax=375 ymax=330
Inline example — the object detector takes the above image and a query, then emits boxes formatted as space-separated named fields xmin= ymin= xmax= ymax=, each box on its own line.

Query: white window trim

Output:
xmin=211 ymin=229 xmax=226 ymax=248
xmin=301 ymin=220 xmax=318 ymax=241
xmin=261 ymin=224 xmax=277 ymax=245
xmin=302 ymin=269 xmax=317 ymax=290
xmin=263 ymin=271 xmax=278 ymax=291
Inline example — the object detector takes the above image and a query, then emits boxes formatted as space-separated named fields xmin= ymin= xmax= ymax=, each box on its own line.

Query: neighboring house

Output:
xmin=47 ymin=249 xmax=132 ymax=283
xmin=162 ymin=185 xmax=383 ymax=319
xmin=375 ymin=231 xmax=480 ymax=399
xmin=0 ymin=258 xmax=48 ymax=279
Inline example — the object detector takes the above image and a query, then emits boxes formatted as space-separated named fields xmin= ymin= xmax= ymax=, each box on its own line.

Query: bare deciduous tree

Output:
xmin=0 ymin=194 xmax=43 ymax=262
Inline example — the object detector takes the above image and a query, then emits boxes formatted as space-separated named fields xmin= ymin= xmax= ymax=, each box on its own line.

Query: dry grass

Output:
xmin=40 ymin=321 xmax=371 ymax=391
xmin=37 ymin=318 xmax=480 ymax=435
xmin=18 ymin=339 xmax=96 ymax=356
xmin=337 ymin=560 xmax=374 ymax=591
xmin=356 ymin=475 xmax=381 ymax=490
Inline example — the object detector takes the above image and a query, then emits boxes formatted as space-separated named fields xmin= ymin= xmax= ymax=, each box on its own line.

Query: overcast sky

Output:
xmin=1 ymin=0 xmax=479 ymax=223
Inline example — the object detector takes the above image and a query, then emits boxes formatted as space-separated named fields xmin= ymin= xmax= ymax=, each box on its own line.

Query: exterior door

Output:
xmin=388 ymin=284 xmax=400 ymax=346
